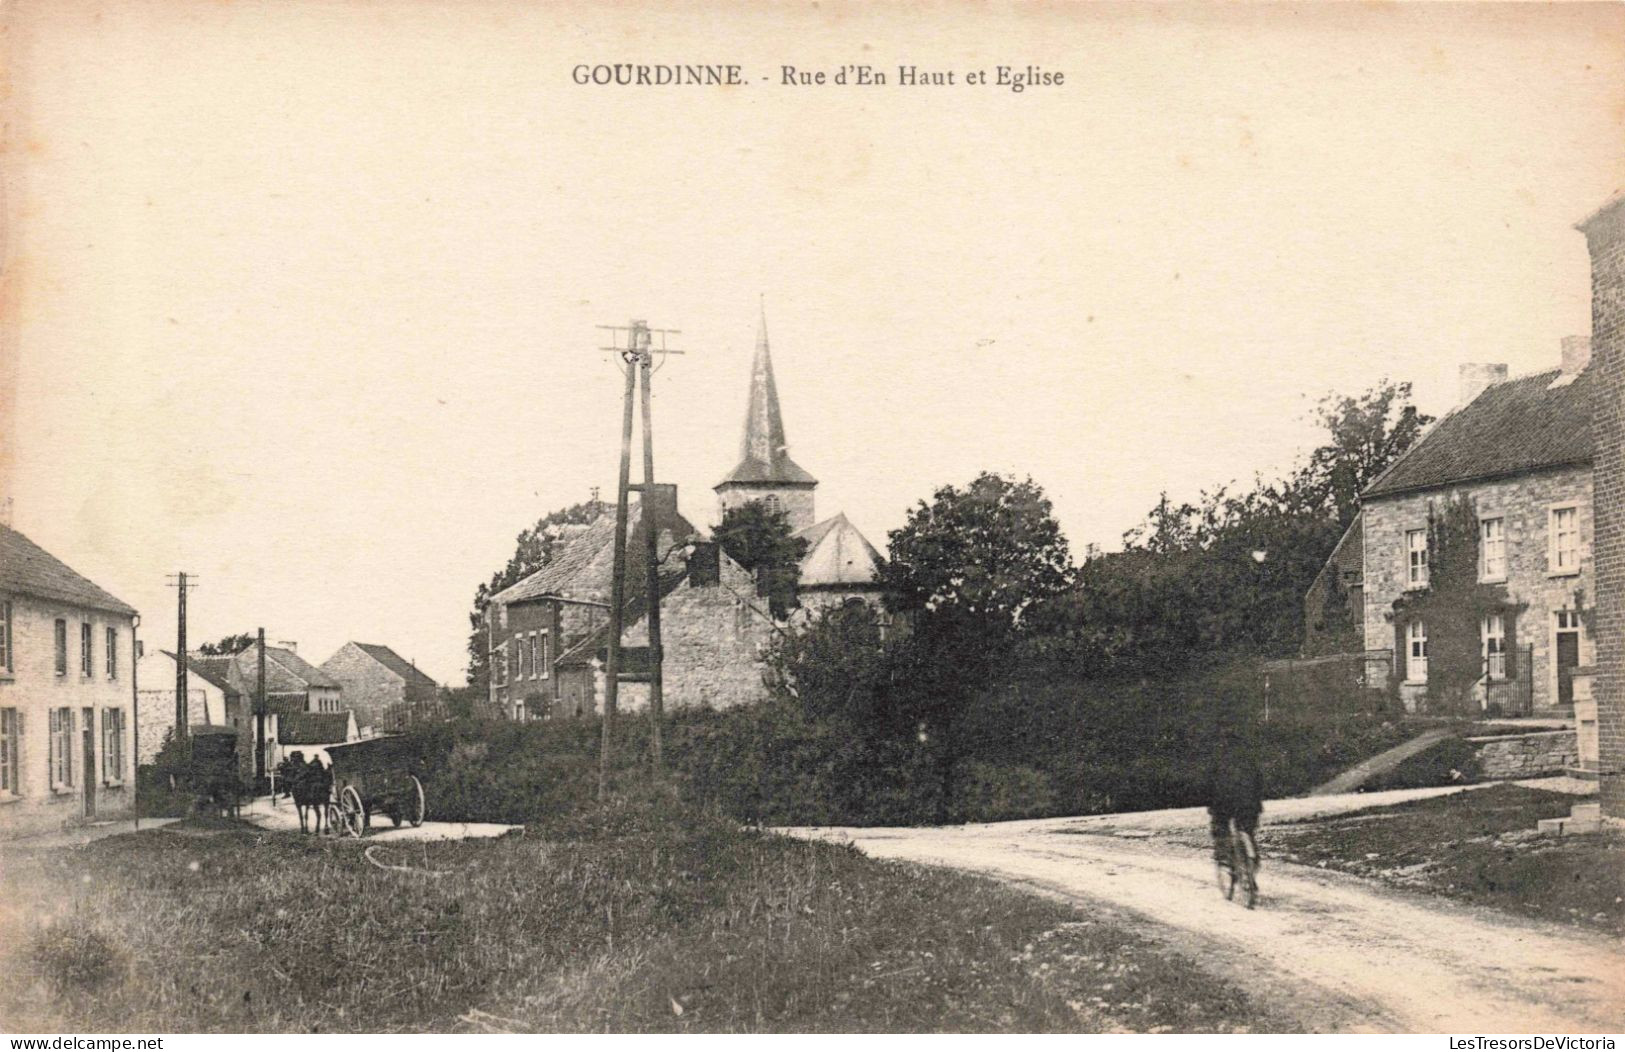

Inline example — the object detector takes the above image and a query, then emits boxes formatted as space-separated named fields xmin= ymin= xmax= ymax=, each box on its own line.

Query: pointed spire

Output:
xmin=741 ymin=296 xmax=788 ymax=466
xmin=716 ymin=298 xmax=817 ymax=489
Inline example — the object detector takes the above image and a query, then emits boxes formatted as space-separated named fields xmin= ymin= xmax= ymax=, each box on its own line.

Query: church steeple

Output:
xmin=715 ymin=300 xmax=818 ymax=530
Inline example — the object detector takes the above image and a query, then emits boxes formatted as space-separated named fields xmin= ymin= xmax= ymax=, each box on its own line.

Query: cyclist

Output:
xmin=1207 ymin=733 xmax=1264 ymax=872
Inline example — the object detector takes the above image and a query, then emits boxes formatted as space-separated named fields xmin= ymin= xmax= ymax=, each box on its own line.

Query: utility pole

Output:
xmin=639 ymin=341 xmax=666 ymax=771
xmin=165 ymin=573 xmax=198 ymax=741
xmin=255 ymin=628 xmax=267 ymax=783
xmin=595 ymin=319 xmax=684 ymax=796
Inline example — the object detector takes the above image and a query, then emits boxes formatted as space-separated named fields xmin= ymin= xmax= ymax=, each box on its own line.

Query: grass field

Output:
xmin=0 ymin=807 xmax=1296 ymax=1033
xmin=1270 ymin=785 xmax=1625 ymax=936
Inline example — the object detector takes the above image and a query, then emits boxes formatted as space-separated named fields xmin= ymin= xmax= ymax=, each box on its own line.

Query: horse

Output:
xmin=292 ymin=755 xmax=332 ymax=834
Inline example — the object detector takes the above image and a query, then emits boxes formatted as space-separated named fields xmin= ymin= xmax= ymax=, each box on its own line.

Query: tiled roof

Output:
xmin=351 ymin=643 xmax=438 ymax=690
xmin=489 ymin=502 xmax=696 ymax=607
xmin=1363 ymin=367 xmax=1597 ymax=499
xmin=173 ymin=653 xmax=240 ymax=694
xmin=231 ymin=643 xmax=340 ymax=690
xmin=716 ymin=454 xmax=818 ymax=486
xmin=266 ymin=692 xmax=311 ymax=718
xmin=0 ymin=524 xmax=136 ymax=616
xmin=794 ymin=512 xmax=884 ymax=587
xmin=279 ymin=712 xmax=354 ymax=745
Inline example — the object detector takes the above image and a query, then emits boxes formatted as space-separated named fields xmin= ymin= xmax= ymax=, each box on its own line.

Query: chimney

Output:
xmin=276 ymin=640 xmax=297 ymax=653
xmin=1561 ymin=335 xmax=1592 ymax=376
xmin=1458 ymin=363 xmax=1508 ymax=407
xmin=686 ymin=540 xmax=721 ymax=587
xmin=637 ymin=483 xmax=680 ymax=538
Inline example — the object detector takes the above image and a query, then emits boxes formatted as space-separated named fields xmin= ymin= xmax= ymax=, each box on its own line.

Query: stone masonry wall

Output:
xmin=318 ymin=644 xmax=402 ymax=736
xmin=1362 ymin=465 xmax=1595 ymax=712
xmin=1469 ymin=730 xmax=1579 ymax=780
xmin=621 ymin=555 xmax=778 ymax=711
xmin=1582 ymin=198 xmax=1625 ymax=818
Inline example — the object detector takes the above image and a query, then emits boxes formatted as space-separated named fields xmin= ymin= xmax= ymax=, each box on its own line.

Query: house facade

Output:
xmin=1359 ymin=347 xmax=1598 ymax=715
xmin=0 ymin=525 xmax=139 ymax=837
xmin=1578 ymin=195 xmax=1625 ymax=820
xmin=320 ymin=642 xmax=440 ymax=735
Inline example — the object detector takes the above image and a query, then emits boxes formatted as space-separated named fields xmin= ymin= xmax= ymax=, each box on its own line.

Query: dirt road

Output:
xmin=787 ymin=787 xmax=1624 ymax=1033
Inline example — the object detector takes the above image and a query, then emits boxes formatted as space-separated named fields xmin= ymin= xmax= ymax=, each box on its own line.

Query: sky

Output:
xmin=2 ymin=1 xmax=1622 ymax=686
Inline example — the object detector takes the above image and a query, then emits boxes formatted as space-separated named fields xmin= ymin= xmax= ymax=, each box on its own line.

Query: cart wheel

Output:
xmin=325 ymin=802 xmax=341 ymax=836
xmin=408 ymin=776 xmax=426 ymax=827
xmin=337 ymin=786 xmax=365 ymax=838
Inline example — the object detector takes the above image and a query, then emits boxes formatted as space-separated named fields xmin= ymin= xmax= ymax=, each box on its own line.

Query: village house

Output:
xmin=1355 ymin=341 xmax=1599 ymax=715
xmin=0 ymin=524 xmax=138 ymax=837
xmin=320 ymin=642 xmax=440 ymax=736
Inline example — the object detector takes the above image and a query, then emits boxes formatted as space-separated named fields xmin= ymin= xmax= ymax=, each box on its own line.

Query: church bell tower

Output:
xmin=714 ymin=301 xmax=818 ymax=531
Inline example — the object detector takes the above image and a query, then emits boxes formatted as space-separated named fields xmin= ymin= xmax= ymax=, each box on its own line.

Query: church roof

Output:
xmin=716 ymin=303 xmax=818 ymax=488
xmin=795 ymin=512 xmax=884 ymax=588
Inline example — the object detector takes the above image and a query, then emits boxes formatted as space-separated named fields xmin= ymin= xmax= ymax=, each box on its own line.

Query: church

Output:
xmin=483 ymin=305 xmax=885 ymax=718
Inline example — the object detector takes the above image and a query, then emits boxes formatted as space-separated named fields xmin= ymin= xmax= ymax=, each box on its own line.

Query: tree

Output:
xmin=196 ymin=632 xmax=256 ymax=656
xmin=465 ymin=500 xmax=603 ymax=692
xmin=714 ymin=501 xmax=809 ymax=619
xmin=1295 ymin=380 xmax=1434 ymax=529
xmin=1391 ymin=494 xmax=1520 ymax=716
xmin=880 ymin=473 xmax=1073 ymax=820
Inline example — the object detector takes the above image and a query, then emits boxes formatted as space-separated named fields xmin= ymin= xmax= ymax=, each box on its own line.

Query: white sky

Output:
xmin=3 ymin=1 xmax=1622 ymax=685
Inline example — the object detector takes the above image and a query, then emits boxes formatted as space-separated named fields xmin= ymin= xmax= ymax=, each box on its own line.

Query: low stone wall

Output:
xmin=1468 ymin=730 xmax=1578 ymax=780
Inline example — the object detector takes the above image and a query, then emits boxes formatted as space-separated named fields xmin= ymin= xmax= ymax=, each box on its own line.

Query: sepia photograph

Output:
xmin=0 ymin=0 xmax=1622 ymax=1039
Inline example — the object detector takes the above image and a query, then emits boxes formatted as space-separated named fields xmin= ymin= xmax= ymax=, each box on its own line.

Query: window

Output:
xmin=0 ymin=599 xmax=12 ymax=673
xmin=514 ymin=634 xmax=525 ymax=679
xmin=1481 ymin=615 xmax=1507 ymax=681
xmin=0 ymin=708 xmax=19 ymax=795
xmin=1550 ymin=506 xmax=1580 ymax=574
xmin=106 ymin=626 xmax=118 ymax=678
xmin=1406 ymin=620 xmax=1428 ymax=682
xmin=102 ymin=708 xmax=125 ymax=783
xmin=54 ymin=619 xmax=67 ymax=676
xmin=1406 ymin=529 xmax=1429 ymax=588
xmin=1480 ymin=518 xmax=1506 ymax=581
xmin=80 ymin=622 xmax=93 ymax=677
xmin=492 ymin=643 xmax=506 ymax=686
xmin=764 ymin=494 xmax=782 ymax=516
xmin=533 ymin=632 xmax=549 ymax=680
xmin=49 ymin=708 xmax=73 ymax=789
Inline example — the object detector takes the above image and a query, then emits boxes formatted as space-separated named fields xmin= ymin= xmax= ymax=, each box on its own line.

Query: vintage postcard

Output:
xmin=1 ymin=0 xmax=1623 ymax=1040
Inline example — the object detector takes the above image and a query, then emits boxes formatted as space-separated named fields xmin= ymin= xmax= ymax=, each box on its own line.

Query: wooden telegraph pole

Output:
xmin=165 ymin=572 xmax=198 ymax=741
xmin=255 ymin=627 xmax=267 ymax=782
xmin=595 ymin=319 xmax=684 ymax=798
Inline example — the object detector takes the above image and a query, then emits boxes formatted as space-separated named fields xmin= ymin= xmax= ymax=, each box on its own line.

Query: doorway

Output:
xmin=81 ymin=707 xmax=96 ymax=819
xmin=1554 ymin=610 xmax=1582 ymax=710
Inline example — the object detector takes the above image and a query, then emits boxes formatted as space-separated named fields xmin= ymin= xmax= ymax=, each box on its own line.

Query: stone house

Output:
xmin=485 ymin=485 xmax=696 ymax=720
xmin=0 ymin=524 xmax=139 ymax=837
xmin=1357 ymin=344 xmax=1599 ymax=715
xmin=320 ymin=642 xmax=440 ymax=736
xmin=1577 ymin=195 xmax=1625 ymax=820
xmin=1302 ymin=514 xmax=1364 ymax=656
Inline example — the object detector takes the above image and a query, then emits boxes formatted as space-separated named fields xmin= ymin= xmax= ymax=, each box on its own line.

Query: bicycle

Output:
xmin=1215 ymin=817 xmax=1259 ymax=908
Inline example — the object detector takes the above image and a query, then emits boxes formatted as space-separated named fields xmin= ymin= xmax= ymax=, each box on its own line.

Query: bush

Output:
xmin=1364 ymin=737 xmax=1482 ymax=791
xmin=958 ymin=763 xmax=1054 ymax=823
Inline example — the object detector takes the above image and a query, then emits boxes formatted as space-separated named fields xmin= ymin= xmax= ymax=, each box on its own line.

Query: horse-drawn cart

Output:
xmin=322 ymin=735 xmax=427 ymax=837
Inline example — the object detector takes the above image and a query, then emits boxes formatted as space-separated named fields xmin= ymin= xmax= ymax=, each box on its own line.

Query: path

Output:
xmin=785 ymin=782 xmax=1622 ymax=1033
xmin=1309 ymin=727 xmax=1456 ymax=795
xmin=238 ymin=794 xmax=520 ymax=842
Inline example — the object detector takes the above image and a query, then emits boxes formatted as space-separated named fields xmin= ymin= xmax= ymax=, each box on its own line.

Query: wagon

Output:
xmin=188 ymin=726 xmax=246 ymax=818
xmin=322 ymin=735 xmax=427 ymax=837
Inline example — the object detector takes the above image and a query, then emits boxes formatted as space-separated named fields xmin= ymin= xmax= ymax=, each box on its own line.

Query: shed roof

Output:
xmin=279 ymin=712 xmax=354 ymax=745
xmin=0 ymin=524 xmax=136 ymax=616
xmin=1362 ymin=367 xmax=1596 ymax=499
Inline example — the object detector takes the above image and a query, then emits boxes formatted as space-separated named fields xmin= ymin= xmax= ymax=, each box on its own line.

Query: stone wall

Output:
xmin=1362 ymin=465 xmax=1595 ymax=713
xmin=1580 ymin=197 xmax=1625 ymax=818
xmin=1469 ymin=730 xmax=1578 ymax=780
xmin=621 ymin=555 xmax=778 ymax=711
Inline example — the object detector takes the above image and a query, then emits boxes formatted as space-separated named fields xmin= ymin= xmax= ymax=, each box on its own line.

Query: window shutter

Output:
xmin=1394 ymin=622 xmax=1407 ymax=681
